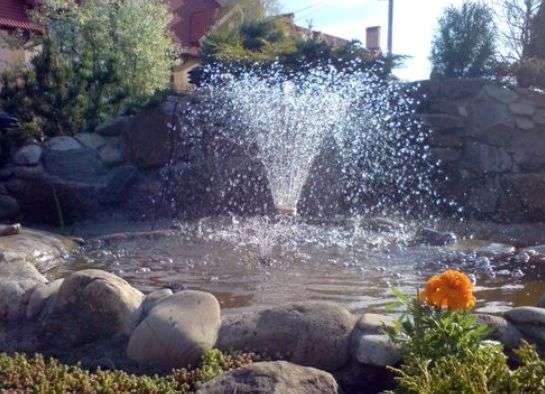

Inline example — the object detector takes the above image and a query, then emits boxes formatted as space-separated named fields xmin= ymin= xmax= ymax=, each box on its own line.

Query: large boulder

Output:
xmin=74 ymin=133 xmax=107 ymax=151
xmin=127 ymin=290 xmax=221 ymax=370
xmin=0 ymin=256 xmax=47 ymax=321
xmin=0 ymin=228 xmax=76 ymax=271
xmin=504 ymin=307 xmax=545 ymax=349
xmin=0 ymin=194 xmax=20 ymax=221
xmin=354 ymin=335 xmax=402 ymax=367
xmin=217 ymin=302 xmax=356 ymax=371
xmin=476 ymin=314 xmax=523 ymax=349
xmin=197 ymin=361 xmax=340 ymax=394
xmin=43 ymin=145 xmax=106 ymax=182
xmin=122 ymin=107 xmax=172 ymax=169
xmin=97 ymin=165 xmax=139 ymax=205
xmin=41 ymin=269 xmax=144 ymax=347
xmin=13 ymin=144 xmax=42 ymax=166
xmin=26 ymin=279 xmax=64 ymax=319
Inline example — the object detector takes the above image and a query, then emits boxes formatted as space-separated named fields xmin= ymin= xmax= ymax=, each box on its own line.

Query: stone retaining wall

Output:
xmin=420 ymin=79 xmax=545 ymax=223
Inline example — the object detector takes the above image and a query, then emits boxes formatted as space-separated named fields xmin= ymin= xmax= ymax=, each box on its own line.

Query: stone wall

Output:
xmin=420 ymin=79 xmax=545 ymax=223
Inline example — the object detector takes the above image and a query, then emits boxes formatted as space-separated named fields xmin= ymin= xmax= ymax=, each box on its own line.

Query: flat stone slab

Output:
xmin=0 ymin=228 xmax=77 ymax=271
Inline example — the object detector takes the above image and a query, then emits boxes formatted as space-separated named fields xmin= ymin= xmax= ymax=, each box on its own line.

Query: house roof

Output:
xmin=0 ymin=0 xmax=37 ymax=30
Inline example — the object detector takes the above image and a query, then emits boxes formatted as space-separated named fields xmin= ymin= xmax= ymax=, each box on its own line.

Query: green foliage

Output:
xmin=202 ymin=17 xmax=296 ymax=65
xmin=385 ymin=342 xmax=545 ymax=394
xmin=194 ymin=16 xmax=396 ymax=85
xmin=0 ymin=349 xmax=258 ymax=393
xmin=385 ymin=290 xmax=545 ymax=393
xmin=430 ymin=1 xmax=497 ymax=78
xmin=0 ymin=0 xmax=177 ymax=139
xmin=386 ymin=292 xmax=490 ymax=362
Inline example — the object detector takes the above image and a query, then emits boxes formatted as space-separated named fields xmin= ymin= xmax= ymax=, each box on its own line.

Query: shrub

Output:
xmin=386 ymin=342 xmax=545 ymax=394
xmin=0 ymin=0 xmax=177 ymax=139
xmin=0 ymin=349 xmax=258 ymax=393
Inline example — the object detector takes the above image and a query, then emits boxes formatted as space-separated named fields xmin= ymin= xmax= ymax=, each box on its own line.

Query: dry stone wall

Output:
xmin=420 ymin=79 xmax=545 ymax=223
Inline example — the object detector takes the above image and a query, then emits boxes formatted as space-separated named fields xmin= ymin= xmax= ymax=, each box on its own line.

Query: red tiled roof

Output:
xmin=0 ymin=0 xmax=38 ymax=30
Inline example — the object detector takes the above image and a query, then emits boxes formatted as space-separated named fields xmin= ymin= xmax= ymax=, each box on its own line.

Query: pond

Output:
xmin=52 ymin=215 xmax=545 ymax=315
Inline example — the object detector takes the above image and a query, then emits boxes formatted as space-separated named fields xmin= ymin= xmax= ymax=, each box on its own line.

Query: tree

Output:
xmin=0 ymin=0 xmax=177 ymax=137
xmin=430 ymin=1 xmax=497 ymax=78
xmin=237 ymin=0 xmax=282 ymax=21
xmin=497 ymin=0 xmax=541 ymax=62
xmin=192 ymin=16 xmax=398 ymax=85
xmin=516 ymin=0 xmax=545 ymax=88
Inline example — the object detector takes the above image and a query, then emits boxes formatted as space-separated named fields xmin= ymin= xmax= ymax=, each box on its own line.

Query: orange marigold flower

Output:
xmin=419 ymin=270 xmax=476 ymax=310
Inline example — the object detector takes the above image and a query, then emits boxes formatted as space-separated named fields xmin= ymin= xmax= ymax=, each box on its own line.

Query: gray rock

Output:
xmin=197 ymin=361 xmax=340 ymax=394
xmin=469 ymin=100 xmax=514 ymax=137
xmin=475 ymin=314 xmax=523 ymax=349
xmin=509 ymin=101 xmax=536 ymax=116
xmin=509 ymin=132 xmax=545 ymax=171
xmin=523 ymin=245 xmax=545 ymax=256
xmin=43 ymin=147 xmax=106 ymax=182
xmin=121 ymin=107 xmax=172 ymax=169
xmin=217 ymin=302 xmax=356 ymax=371
xmin=428 ymin=134 xmax=464 ymax=148
xmin=355 ymin=335 xmax=402 ymax=367
xmin=141 ymin=288 xmax=173 ymax=317
xmin=26 ymin=279 xmax=64 ymax=319
xmin=414 ymin=228 xmax=457 ymax=246
xmin=0 ymin=195 xmax=20 ymax=221
xmin=45 ymin=136 xmax=83 ymax=151
xmin=13 ymin=145 xmax=42 ymax=166
xmin=421 ymin=114 xmax=466 ymax=130
xmin=473 ymin=242 xmax=516 ymax=255
xmin=0 ymin=228 xmax=76 ymax=270
xmin=12 ymin=164 xmax=45 ymax=179
xmin=464 ymin=143 xmax=513 ymax=174
xmin=505 ymin=307 xmax=545 ymax=326
xmin=97 ymin=165 xmax=138 ymax=204
xmin=511 ymin=323 xmax=545 ymax=346
xmin=98 ymin=142 xmax=124 ymax=166
xmin=516 ymin=117 xmax=535 ymax=130
xmin=96 ymin=116 xmax=131 ymax=137
xmin=127 ymin=290 xmax=221 ymax=370
xmin=42 ymin=269 xmax=144 ymax=347
xmin=0 ymin=257 xmax=47 ymax=321
xmin=502 ymin=174 xmax=545 ymax=221
xmin=483 ymin=85 xmax=519 ymax=104
xmin=356 ymin=314 xmax=396 ymax=334
xmin=431 ymin=147 xmax=462 ymax=162
xmin=534 ymin=110 xmax=545 ymax=125
xmin=75 ymin=133 xmax=107 ymax=150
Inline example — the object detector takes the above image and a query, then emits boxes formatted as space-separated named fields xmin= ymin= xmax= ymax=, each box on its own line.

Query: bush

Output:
xmin=0 ymin=349 xmax=258 ymax=393
xmin=386 ymin=342 xmax=545 ymax=394
xmin=0 ymin=0 xmax=177 ymax=140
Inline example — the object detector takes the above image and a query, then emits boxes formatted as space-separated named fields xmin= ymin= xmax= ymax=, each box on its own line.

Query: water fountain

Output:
xmin=62 ymin=64 xmax=544 ymax=315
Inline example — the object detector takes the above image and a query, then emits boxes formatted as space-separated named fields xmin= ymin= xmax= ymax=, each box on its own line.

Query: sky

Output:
xmin=278 ymin=0 xmax=469 ymax=81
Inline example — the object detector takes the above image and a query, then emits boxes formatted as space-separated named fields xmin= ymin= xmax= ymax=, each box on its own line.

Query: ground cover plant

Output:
xmin=0 ymin=349 xmax=258 ymax=393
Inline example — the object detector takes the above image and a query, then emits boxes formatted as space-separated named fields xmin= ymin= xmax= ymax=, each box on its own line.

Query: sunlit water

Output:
xmin=54 ymin=216 xmax=545 ymax=315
